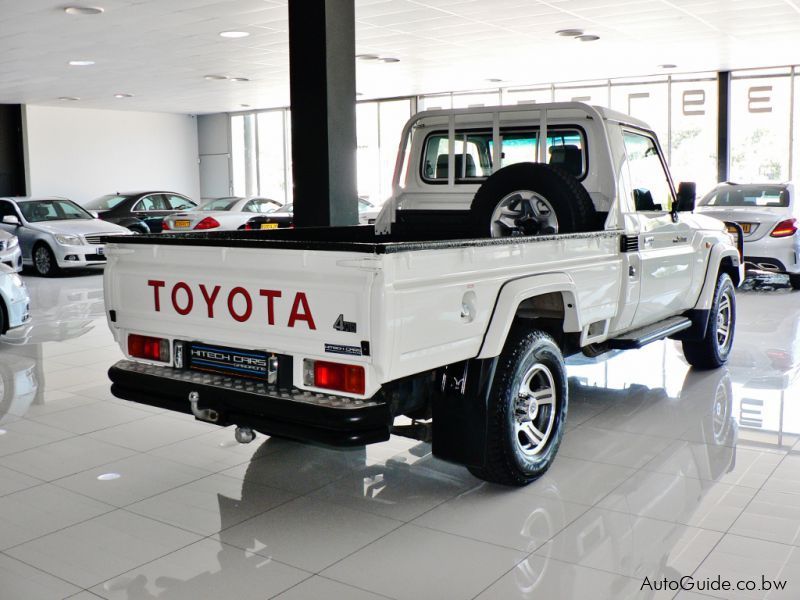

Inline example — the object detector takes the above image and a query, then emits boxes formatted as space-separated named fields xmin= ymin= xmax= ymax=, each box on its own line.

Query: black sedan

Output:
xmin=243 ymin=203 xmax=294 ymax=230
xmin=82 ymin=191 xmax=197 ymax=233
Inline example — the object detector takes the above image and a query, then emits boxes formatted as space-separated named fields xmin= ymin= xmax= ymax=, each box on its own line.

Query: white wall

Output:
xmin=197 ymin=113 xmax=232 ymax=200
xmin=23 ymin=105 xmax=200 ymax=205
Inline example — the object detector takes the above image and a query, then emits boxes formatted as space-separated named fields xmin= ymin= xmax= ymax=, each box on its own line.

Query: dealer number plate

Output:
xmin=175 ymin=220 xmax=191 ymax=228
xmin=260 ymin=223 xmax=279 ymax=230
xmin=188 ymin=343 xmax=270 ymax=380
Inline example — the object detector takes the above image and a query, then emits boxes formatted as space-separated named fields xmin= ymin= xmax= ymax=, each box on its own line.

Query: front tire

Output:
xmin=469 ymin=328 xmax=568 ymax=486
xmin=682 ymin=273 xmax=736 ymax=369
xmin=33 ymin=244 xmax=60 ymax=277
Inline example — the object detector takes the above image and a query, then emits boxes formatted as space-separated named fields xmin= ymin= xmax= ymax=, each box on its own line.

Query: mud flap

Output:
xmin=431 ymin=357 xmax=498 ymax=468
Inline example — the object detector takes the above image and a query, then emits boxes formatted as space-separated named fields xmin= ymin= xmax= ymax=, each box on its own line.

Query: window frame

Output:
xmin=132 ymin=194 xmax=166 ymax=213
xmin=621 ymin=126 xmax=677 ymax=213
xmin=419 ymin=125 xmax=589 ymax=185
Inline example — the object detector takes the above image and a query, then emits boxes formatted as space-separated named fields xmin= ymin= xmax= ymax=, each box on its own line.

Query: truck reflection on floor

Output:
xmin=98 ymin=366 xmax=735 ymax=600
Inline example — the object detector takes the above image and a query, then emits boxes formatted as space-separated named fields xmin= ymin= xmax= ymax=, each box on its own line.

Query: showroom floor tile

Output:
xmin=2 ymin=273 xmax=800 ymax=599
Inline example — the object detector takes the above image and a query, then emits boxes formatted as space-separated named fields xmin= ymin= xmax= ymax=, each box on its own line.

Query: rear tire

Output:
xmin=789 ymin=274 xmax=800 ymax=290
xmin=682 ymin=273 xmax=735 ymax=369
xmin=468 ymin=328 xmax=568 ymax=486
xmin=470 ymin=163 xmax=595 ymax=238
xmin=33 ymin=244 xmax=59 ymax=277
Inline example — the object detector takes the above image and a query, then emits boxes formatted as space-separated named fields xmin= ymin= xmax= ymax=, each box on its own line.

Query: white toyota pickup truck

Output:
xmin=103 ymin=102 xmax=743 ymax=485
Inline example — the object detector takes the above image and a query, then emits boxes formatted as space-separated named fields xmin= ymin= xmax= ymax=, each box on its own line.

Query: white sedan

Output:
xmin=696 ymin=182 xmax=800 ymax=288
xmin=162 ymin=196 xmax=282 ymax=232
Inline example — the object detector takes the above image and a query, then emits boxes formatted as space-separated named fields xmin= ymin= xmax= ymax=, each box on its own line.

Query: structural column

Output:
xmin=717 ymin=71 xmax=730 ymax=183
xmin=288 ymin=0 xmax=358 ymax=227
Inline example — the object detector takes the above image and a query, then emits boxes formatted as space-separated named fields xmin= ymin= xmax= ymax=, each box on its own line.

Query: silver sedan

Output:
xmin=162 ymin=196 xmax=282 ymax=232
xmin=0 ymin=197 xmax=132 ymax=276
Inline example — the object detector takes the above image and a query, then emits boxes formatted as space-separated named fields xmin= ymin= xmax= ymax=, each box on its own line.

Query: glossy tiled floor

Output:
xmin=1 ymin=271 xmax=800 ymax=599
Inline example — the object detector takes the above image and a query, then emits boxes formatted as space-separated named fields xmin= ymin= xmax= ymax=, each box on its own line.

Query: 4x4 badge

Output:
xmin=333 ymin=314 xmax=357 ymax=333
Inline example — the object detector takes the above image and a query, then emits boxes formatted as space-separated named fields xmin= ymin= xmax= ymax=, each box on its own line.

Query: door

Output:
xmin=133 ymin=194 xmax=170 ymax=233
xmin=620 ymin=130 xmax=695 ymax=328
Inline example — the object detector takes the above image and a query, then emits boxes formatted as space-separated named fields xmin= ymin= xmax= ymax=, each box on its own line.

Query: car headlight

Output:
xmin=7 ymin=236 xmax=18 ymax=249
xmin=9 ymin=274 xmax=24 ymax=288
xmin=54 ymin=234 xmax=82 ymax=246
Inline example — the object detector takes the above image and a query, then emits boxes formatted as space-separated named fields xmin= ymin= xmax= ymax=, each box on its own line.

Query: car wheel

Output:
xmin=33 ymin=244 xmax=59 ymax=277
xmin=470 ymin=163 xmax=596 ymax=238
xmin=682 ymin=273 xmax=736 ymax=369
xmin=789 ymin=274 xmax=800 ymax=290
xmin=0 ymin=298 xmax=6 ymax=334
xmin=468 ymin=328 xmax=568 ymax=486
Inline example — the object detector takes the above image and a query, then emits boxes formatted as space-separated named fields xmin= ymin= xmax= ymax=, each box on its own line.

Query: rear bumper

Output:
xmin=108 ymin=360 xmax=391 ymax=446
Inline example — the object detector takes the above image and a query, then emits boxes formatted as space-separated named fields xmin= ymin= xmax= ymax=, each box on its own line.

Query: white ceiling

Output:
xmin=3 ymin=0 xmax=800 ymax=114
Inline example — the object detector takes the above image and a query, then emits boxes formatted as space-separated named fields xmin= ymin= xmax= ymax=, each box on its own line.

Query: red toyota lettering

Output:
xmin=148 ymin=280 xmax=165 ymax=311
xmin=228 ymin=287 xmax=253 ymax=322
xmin=199 ymin=284 xmax=221 ymax=318
xmin=171 ymin=282 xmax=193 ymax=316
xmin=288 ymin=292 xmax=316 ymax=329
xmin=259 ymin=289 xmax=282 ymax=324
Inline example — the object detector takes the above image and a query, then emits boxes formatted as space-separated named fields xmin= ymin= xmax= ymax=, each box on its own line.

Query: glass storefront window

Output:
xmin=378 ymin=99 xmax=412 ymax=202
xmin=611 ymin=80 xmax=669 ymax=147
xmin=256 ymin=111 xmax=287 ymax=203
xmin=670 ymin=77 xmax=718 ymax=195
xmin=553 ymin=82 xmax=609 ymax=105
xmin=730 ymin=70 xmax=792 ymax=182
xmin=502 ymin=87 xmax=552 ymax=105
xmin=356 ymin=102 xmax=380 ymax=203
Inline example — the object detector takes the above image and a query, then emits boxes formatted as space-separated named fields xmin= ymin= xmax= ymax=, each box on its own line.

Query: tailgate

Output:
xmin=103 ymin=242 xmax=381 ymax=396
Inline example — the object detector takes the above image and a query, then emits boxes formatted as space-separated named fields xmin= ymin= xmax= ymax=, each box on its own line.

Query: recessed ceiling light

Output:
xmin=379 ymin=57 xmax=400 ymax=63
xmin=356 ymin=54 xmax=380 ymax=61
xmin=204 ymin=74 xmax=228 ymax=80
xmin=68 ymin=60 xmax=95 ymax=66
xmin=486 ymin=78 xmax=503 ymax=83
xmin=556 ymin=29 xmax=584 ymax=37
xmin=114 ymin=93 xmax=133 ymax=98
xmin=219 ymin=30 xmax=250 ymax=38
xmin=97 ymin=473 xmax=121 ymax=481
xmin=240 ymin=104 xmax=251 ymax=108
xmin=659 ymin=63 xmax=677 ymax=69
xmin=356 ymin=92 xmax=364 ymax=97
xmin=576 ymin=34 xmax=600 ymax=42
xmin=64 ymin=6 xmax=104 ymax=15
xmin=0 ymin=429 xmax=6 ymax=435
xmin=229 ymin=77 xmax=250 ymax=82
xmin=58 ymin=96 xmax=80 ymax=101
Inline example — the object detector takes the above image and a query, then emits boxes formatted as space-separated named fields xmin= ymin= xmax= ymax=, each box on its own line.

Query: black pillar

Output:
xmin=717 ymin=71 xmax=730 ymax=183
xmin=288 ymin=0 xmax=358 ymax=227
xmin=0 ymin=105 xmax=26 ymax=196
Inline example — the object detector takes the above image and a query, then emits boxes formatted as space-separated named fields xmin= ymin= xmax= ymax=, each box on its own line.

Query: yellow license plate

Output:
xmin=175 ymin=220 xmax=191 ymax=228
xmin=260 ymin=223 xmax=279 ymax=230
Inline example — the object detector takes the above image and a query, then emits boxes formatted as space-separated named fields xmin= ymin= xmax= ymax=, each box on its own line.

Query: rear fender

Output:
xmin=477 ymin=273 xmax=580 ymax=359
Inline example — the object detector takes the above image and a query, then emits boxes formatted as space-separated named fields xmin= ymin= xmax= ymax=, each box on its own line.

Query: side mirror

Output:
xmin=90 ymin=211 xmax=99 ymax=219
xmin=676 ymin=182 xmax=696 ymax=212
xmin=2 ymin=215 xmax=20 ymax=226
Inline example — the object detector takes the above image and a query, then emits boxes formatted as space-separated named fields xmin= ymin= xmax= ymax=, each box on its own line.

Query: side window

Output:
xmin=500 ymin=133 xmax=537 ymax=168
xmin=242 ymin=200 xmax=258 ymax=212
xmin=166 ymin=195 xmax=194 ymax=210
xmin=422 ymin=133 xmax=492 ymax=182
xmin=135 ymin=195 xmax=165 ymax=211
xmin=622 ymin=131 xmax=674 ymax=212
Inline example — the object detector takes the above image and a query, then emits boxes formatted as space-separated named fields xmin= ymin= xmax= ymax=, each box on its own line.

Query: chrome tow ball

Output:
xmin=188 ymin=391 xmax=219 ymax=423
xmin=235 ymin=427 xmax=255 ymax=444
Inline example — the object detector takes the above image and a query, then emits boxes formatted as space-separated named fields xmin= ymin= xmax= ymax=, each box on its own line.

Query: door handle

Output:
xmin=672 ymin=235 xmax=688 ymax=243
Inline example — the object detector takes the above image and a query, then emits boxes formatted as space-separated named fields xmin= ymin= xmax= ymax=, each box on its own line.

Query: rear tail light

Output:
xmin=771 ymin=218 xmax=797 ymax=238
xmin=244 ymin=222 xmax=254 ymax=231
xmin=303 ymin=359 xmax=365 ymax=394
xmin=128 ymin=334 xmax=170 ymax=362
xmin=195 ymin=217 xmax=220 ymax=230
xmin=162 ymin=220 xmax=170 ymax=231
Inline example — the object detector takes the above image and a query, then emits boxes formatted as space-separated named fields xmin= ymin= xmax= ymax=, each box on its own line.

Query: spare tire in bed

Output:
xmin=470 ymin=162 xmax=596 ymax=238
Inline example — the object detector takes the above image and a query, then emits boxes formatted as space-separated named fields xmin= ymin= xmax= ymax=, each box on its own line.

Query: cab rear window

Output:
xmin=421 ymin=128 xmax=586 ymax=183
